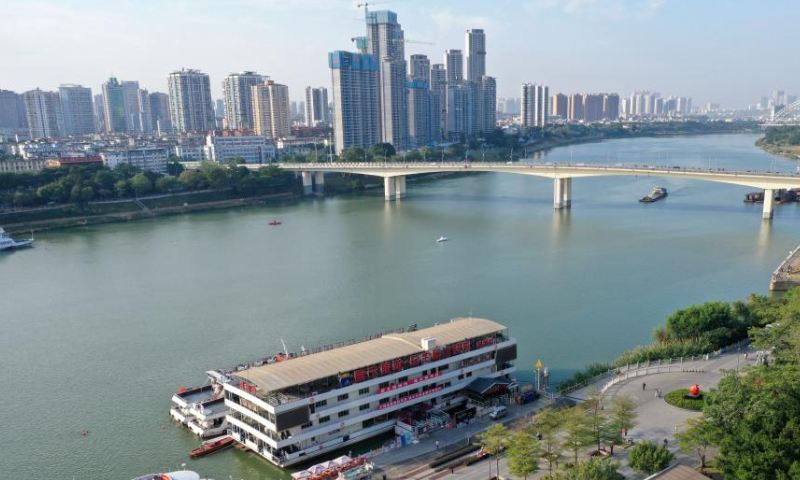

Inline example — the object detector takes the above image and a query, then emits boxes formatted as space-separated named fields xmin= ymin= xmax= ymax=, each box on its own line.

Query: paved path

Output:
xmin=377 ymin=344 xmax=755 ymax=479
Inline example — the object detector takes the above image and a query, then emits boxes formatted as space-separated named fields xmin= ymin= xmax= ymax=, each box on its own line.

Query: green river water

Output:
xmin=1 ymin=133 xmax=798 ymax=479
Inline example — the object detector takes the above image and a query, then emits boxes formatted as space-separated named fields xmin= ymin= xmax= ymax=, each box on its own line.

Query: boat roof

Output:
xmin=232 ymin=318 xmax=506 ymax=394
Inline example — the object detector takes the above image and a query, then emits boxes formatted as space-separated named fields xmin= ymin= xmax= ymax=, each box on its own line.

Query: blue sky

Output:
xmin=1 ymin=0 xmax=797 ymax=107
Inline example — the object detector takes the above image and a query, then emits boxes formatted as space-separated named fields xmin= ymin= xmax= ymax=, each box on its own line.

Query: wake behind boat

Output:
xmin=436 ymin=236 xmax=448 ymax=242
xmin=131 ymin=470 xmax=202 ymax=480
xmin=0 ymin=227 xmax=34 ymax=251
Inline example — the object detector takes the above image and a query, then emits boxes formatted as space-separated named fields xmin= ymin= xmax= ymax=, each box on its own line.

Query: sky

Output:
xmin=1 ymin=0 xmax=797 ymax=108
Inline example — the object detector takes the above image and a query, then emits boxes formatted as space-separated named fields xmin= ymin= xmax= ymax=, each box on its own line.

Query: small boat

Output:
xmin=189 ymin=435 xmax=234 ymax=458
xmin=131 ymin=471 xmax=201 ymax=480
xmin=268 ymin=220 xmax=282 ymax=226
xmin=640 ymin=187 xmax=668 ymax=203
xmin=0 ymin=227 xmax=34 ymax=251
xmin=436 ymin=236 xmax=448 ymax=243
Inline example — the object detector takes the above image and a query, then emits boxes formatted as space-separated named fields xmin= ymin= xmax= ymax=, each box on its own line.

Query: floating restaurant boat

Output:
xmin=0 ymin=227 xmax=34 ymax=251
xmin=639 ymin=186 xmax=668 ymax=203
xmin=189 ymin=435 xmax=234 ymax=458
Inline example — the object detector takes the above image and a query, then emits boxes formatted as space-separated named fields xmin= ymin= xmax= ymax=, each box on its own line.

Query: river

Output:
xmin=1 ymin=133 xmax=798 ymax=479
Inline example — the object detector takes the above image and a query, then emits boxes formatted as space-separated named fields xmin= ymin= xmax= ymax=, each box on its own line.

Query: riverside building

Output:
xmin=223 ymin=317 xmax=517 ymax=467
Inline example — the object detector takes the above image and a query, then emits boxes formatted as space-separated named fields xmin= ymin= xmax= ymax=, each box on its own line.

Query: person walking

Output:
xmin=436 ymin=440 xmax=440 ymax=450
xmin=642 ymin=382 xmax=646 ymax=390
xmin=663 ymin=438 xmax=668 ymax=448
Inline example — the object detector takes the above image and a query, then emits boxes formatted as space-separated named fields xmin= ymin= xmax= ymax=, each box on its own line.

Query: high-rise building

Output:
xmin=305 ymin=87 xmax=330 ymax=127
xmin=92 ymin=94 xmax=105 ymax=132
xmin=135 ymin=89 xmax=153 ymax=133
xmin=102 ymin=77 xmax=129 ymax=133
xmin=329 ymin=51 xmax=380 ymax=154
xmin=0 ymin=90 xmax=28 ymax=131
xmin=367 ymin=10 xmax=408 ymax=150
xmin=479 ymin=76 xmax=496 ymax=133
xmin=222 ymin=71 xmax=265 ymax=130
xmin=568 ymin=93 xmax=583 ymax=121
xmin=149 ymin=92 xmax=172 ymax=134
xmin=58 ymin=84 xmax=95 ymax=137
xmin=521 ymin=83 xmax=549 ymax=128
xmin=444 ymin=50 xmax=463 ymax=84
xmin=430 ymin=64 xmax=447 ymax=134
xmin=121 ymin=81 xmax=142 ymax=132
xmin=252 ymin=80 xmax=291 ymax=139
xmin=552 ymin=93 xmax=568 ymax=118
xmin=23 ymin=89 xmax=63 ymax=139
xmin=446 ymin=83 xmax=472 ymax=138
xmin=582 ymin=94 xmax=604 ymax=122
xmin=167 ymin=68 xmax=215 ymax=133
xmin=465 ymin=29 xmax=486 ymax=82
xmin=602 ymin=93 xmax=620 ymax=120
xmin=407 ymin=79 xmax=430 ymax=148
xmin=428 ymin=90 xmax=442 ymax=144
xmin=409 ymin=54 xmax=431 ymax=84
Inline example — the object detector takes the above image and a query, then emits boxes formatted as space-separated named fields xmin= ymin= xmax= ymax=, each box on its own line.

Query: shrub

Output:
xmin=627 ymin=441 xmax=675 ymax=475
xmin=664 ymin=389 xmax=705 ymax=411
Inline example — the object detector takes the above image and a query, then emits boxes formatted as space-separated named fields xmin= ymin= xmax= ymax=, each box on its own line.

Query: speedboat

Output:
xmin=436 ymin=236 xmax=448 ymax=243
xmin=131 ymin=471 xmax=202 ymax=480
xmin=189 ymin=435 xmax=234 ymax=458
xmin=0 ymin=227 xmax=34 ymax=251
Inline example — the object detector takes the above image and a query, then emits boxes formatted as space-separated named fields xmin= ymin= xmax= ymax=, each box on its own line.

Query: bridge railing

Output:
xmin=276 ymin=162 xmax=800 ymax=178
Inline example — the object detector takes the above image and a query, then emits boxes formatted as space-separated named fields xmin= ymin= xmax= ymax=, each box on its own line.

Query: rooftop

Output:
xmin=233 ymin=318 xmax=506 ymax=394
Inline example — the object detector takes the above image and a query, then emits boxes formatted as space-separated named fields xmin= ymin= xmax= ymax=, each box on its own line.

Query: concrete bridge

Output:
xmin=186 ymin=161 xmax=800 ymax=219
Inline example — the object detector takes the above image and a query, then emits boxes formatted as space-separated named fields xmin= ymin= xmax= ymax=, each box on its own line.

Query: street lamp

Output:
xmin=536 ymin=359 xmax=543 ymax=392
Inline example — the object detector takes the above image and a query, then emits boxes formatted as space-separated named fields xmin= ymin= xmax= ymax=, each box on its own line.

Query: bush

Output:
xmin=556 ymin=362 xmax=614 ymax=393
xmin=664 ymin=389 xmax=705 ymax=411
xmin=627 ymin=441 xmax=675 ymax=475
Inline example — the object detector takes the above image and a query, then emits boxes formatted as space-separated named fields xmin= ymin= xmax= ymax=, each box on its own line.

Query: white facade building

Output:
xmin=304 ymin=87 xmax=330 ymax=127
xmin=203 ymin=134 xmax=275 ymax=164
xmin=521 ymin=83 xmax=549 ymax=128
xmin=101 ymin=147 xmax=168 ymax=173
xmin=465 ymin=29 xmax=486 ymax=82
xmin=223 ymin=72 xmax=265 ymax=130
xmin=252 ymin=80 xmax=291 ymax=139
xmin=167 ymin=69 xmax=215 ymax=133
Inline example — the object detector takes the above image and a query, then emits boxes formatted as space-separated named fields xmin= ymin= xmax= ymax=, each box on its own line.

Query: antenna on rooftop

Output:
xmin=280 ymin=338 xmax=289 ymax=357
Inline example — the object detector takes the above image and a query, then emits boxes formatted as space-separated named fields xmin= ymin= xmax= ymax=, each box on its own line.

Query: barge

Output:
xmin=639 ymin=186 xmax=668 ymax=203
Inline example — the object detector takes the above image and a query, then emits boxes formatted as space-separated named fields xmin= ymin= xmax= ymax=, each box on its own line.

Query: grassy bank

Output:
xmin=756 ymin=126 xmax=800 ymax=160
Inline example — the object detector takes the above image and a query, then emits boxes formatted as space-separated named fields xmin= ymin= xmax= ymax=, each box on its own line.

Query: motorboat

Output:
xmin=131 ymin=470 xmax=202 ymax=480
xmin=189 ymin=435 xmax=234 ymax=458
xmin=436 ymin=236 xmax=448 ymax=243
xmin=0 ymin=227 xmax=34 ymax=251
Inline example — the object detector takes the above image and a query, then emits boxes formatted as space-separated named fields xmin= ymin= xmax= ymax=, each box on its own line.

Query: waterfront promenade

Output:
xmin=374 ymin=345 xmax=755 ymax=479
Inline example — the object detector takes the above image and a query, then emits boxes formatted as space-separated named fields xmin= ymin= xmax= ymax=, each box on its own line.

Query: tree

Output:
xmin=420 ymin=146 xmax=436 ymax=160
xmin=178 ymin=170 xmax=206 ymax=191
xmin=342 ymin=146 xmax=368 ymax=163
xmin=405 ymin=150 xmax=422 ymax=162
xmin=37 ymin=183 xmax=68 ymax=204
xmin=583 ymin=388 xmax=611 ymax=454
xmin=552 ymin=458 xmax=620 ymax=480
xmin=608 ymin=395 xmax=637 ymax=448
xmin=477 ymin=423 xmax=509 ymax=479
xmin=535 ymin=407 xmax=564 ymax=476
xmin=627 ymin=441 xmax=675 ymax=475
xmin=155 ymin=175 xmax=181 ymax=193
xmin=675 ymin=417 xmax=714 ymax=472
xmin=130 ymin=172 xmax=153 ymax=197
xmin=507 ymin=430 xmax=540 ymax=480
xmin=561 ymin=406 xmax=593 ymax=466
xmin=369 ymin=142 xmax=395 ymax=160
xmin=446 ymin=143 xmax=466 ymax=159
xmin=114 ymin=179 xmax=131 ymax=197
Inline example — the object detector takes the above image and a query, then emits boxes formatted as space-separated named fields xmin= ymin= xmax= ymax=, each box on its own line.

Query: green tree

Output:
xmin=114 ymin=179 xmax=131 ymax=197
xmin=420 ymin=146 xmax=437 ymax=160
xmin=627 ymin=441 xmax=675 ymax=475
xmin=506 ymin=430 xmax=540 ymax=480
xmin=445 ymin=143 xmax=466 ymax=159
xmin=405 ymin=150 xmax=422 ymax=162
xmin=608 ymin=395 xmax=637 ymax=448
xmin=341 ymin=146 xmax=368 ymax=163
xmin=552 ymin=458 xmax=620 ymax=480
xmin=155 ymin=175 xmax=181 ymax=193
xmin=199 ymin=163 xmax=229 ymax=189
xmin=369 ymin=142 xmax=395 ymax=160
xmin=477 ymin=422 xmax=509 ymax=479
xmin=37 ymin=183 xmax=68 ymax=204
xmin=561 ymin=406 xmax=593 ymax=466
xmin=178 ymin=170 xmax=206 ymax=191
xmin=583 ymin=388 xmax=611 ymax=454
xmin=675 ymin=417 xmax=714 ymax=472
xmin=535 ymin=407 xmax=564 ymax=476
xmin=130 ymin=172 xmax=153 ymax=197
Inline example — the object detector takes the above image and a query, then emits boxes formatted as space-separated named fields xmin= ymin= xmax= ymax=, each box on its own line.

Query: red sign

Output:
xmin=377 ymin=372 xmax=442 ymax=394
xmin=377 ymin=386 xmax=444 ymax=410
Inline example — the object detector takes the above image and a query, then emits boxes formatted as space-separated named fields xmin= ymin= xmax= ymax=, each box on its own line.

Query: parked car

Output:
xmin=489 ymin=406 xmax=507 ymax=420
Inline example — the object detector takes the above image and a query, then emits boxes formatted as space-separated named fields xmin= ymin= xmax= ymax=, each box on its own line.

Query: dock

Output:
xmin=770 ymin=244 xmax=800 ymax=291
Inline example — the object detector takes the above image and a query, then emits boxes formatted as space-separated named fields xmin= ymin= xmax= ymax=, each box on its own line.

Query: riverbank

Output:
xmin=755 ymin=125 xmax=800 ymax=160
xmin=2 ymin=190 xmax=296 ymax=235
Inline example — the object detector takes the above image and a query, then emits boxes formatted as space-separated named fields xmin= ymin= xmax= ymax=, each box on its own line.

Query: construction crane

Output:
xmin=357 ymin=0 xmax=406 ymax=16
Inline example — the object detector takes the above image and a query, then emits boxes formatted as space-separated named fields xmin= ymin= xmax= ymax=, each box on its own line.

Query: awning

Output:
xmin=466 ymin=377 xmax=510 ymax=396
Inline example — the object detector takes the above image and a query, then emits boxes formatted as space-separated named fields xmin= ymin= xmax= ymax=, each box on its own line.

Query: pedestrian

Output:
xmin=623 ymin=428 xmax=627 ymax=436
xmin=450 ymin=466 xmax=455 ymax=474
xmin=654 ymin=389 xmax=659 ymax=398
xmin=436 ymin=440 xmax=440 ymax=450
xmin=642 ymin=382 xmax=646 ymax=390
xmin=663 ymin=438 xmax=668 ymax=448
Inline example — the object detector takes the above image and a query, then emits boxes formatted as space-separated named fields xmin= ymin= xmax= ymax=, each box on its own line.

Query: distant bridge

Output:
xmin=764 ymin=99 xmax=800 ymax=127
xmin=186 ymin=161 xmax=800 ymax=219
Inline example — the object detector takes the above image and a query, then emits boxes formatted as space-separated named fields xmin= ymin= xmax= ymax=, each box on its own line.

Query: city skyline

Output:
xmin=2 ymin=0 xmax=797 ymax=108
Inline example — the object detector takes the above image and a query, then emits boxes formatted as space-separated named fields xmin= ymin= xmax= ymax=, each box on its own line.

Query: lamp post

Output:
xmin=536 ymin=360 xmax=543 ymax=392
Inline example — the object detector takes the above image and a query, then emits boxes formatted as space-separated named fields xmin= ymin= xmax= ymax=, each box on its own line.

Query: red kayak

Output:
xmin=189 ymin=436 xmax=234 ymax=458
xmin=268 ymin=220 xmax=282 ymax=226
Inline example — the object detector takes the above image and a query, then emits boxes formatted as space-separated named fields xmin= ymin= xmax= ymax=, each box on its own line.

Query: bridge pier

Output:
xmin=301 ymin=171 xmax=313 ymax=195
xmin=384 ymin=177 xmax=396 ymax=201
xmin=314 ymin=171 xmax=325 ymax=194
xmin=554 ymin=178 xmax=572 ymax=209
xmin=395 ymin=176 xmax=406 ymax=200
xmin=763 ymin=189 xmax=775 ymax=219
